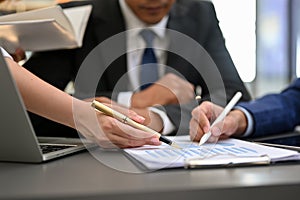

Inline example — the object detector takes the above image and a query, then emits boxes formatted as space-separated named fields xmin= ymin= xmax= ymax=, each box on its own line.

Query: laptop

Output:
xmin=0 ymin=51 xmax=92 ymax=163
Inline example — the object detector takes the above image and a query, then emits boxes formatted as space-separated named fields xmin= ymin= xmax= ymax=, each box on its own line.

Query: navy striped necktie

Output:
xmin=140 ymin=29 xmax=159 ymax=90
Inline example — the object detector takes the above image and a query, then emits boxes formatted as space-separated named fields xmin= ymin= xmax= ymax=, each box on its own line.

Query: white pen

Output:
xmin=198 ymin=92 xmax=242 ymax=146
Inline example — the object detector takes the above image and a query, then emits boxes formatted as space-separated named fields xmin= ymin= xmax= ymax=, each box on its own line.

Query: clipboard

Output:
xmin=124 ymin=136 xmax=300 ymax=170
xmin=184 ymin=155 xmax=271 ymax=169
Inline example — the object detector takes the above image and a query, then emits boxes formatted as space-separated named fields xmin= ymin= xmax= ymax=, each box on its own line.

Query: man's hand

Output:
xmin=131 ymin=73 xmax=195 ymax=108
xmin=189 ymin=101 xmax=248 ymax=143
xmin=11 ymin=48 xmax=26 ymax=62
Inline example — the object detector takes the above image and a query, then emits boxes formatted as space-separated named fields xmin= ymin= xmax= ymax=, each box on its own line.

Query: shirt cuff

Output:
xmin=234 ymin=106 xmax=254 ymax=137
xmin=149 ymin=107 xmax=176 ymax=135
xmin=117 ymin=91 xmax=133 ymax=107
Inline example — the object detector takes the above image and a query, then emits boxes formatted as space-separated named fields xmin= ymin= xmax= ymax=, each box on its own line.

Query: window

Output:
xmin=212 ymin=0 xmax=256 ymax=83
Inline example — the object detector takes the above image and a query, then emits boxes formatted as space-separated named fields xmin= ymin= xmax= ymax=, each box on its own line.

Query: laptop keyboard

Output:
xmin=40 ymin=144 xmax=75 ymax=154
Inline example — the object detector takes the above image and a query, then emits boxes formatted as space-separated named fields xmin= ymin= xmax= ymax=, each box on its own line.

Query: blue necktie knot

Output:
xmin=140 ymin=29 xmax=155 ymax=48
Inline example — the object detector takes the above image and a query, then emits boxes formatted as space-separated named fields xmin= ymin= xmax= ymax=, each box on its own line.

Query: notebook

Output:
xmin=0 ymin=51 xmax=92 ymax=163
xmin=0 ymin=5 xmax=92 ymax=53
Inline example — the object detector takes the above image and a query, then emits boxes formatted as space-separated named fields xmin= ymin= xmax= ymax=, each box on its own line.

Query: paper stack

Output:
xmin=0 ymin=4 xmax=92 ymax=53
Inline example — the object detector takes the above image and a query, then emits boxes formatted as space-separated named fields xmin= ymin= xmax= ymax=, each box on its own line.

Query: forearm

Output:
xmin=131 ymin=86 xmax=169 ymax=108
xmin=238 ymin=87 xmax=300 ymax=137
xmin=6 ymin=58 xmax=76 ymax=129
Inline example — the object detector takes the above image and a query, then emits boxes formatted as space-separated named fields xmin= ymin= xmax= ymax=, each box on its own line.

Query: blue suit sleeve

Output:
xmin=237 ymin=78 xmax=300 ymax=138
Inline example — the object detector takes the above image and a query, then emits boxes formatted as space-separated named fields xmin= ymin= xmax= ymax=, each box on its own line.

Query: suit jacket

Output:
xmin=24 ymin=0 xmax=251 ymax=137
xmin=239 ymin=78 xmax=300 ymax=138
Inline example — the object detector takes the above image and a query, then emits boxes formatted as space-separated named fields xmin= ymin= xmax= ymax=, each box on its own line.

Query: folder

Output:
xmin=124 ymin=136 xmax=300 ymax=170
xmin=184 ymin=155 xmax=271 ymax=169
xmin=0 ymin=4 xmax=92 ymax=53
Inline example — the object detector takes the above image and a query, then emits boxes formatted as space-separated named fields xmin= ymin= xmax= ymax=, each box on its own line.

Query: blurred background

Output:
xmin=212 ymin=0 xmax=300 ymax=99
xmin=1 ymin=0 xmax=299 ymax=99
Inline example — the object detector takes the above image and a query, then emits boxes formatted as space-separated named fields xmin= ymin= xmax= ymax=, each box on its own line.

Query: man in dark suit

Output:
xmin=190 ymin=78 xmax=300 ymax=143
xmin=24 ymin=0 xmax=251 ymax=139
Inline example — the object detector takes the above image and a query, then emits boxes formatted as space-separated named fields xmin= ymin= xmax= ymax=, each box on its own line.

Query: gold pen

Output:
xmin=91 ymin=100 xmax=181 ymax=149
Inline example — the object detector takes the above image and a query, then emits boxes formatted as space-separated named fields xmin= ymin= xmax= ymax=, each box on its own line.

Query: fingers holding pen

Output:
xmin=206 ymin=109 xmax=246 ymax=143
xmin=189 ymin=101 xmax=229 ymax=143
xmin=85 ymin=100 xmax=161 ymax=148
xmin=189 ymin=112 xmax=208 ymax=142
xmin=189 ymin=102 xmax=214 ymax=142
xmin=96 ymin=112 xmax=161 ymax=148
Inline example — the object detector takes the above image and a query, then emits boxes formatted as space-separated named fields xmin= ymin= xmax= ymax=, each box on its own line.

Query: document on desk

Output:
xmin=124 ymin=136 xmax=300 ymax=170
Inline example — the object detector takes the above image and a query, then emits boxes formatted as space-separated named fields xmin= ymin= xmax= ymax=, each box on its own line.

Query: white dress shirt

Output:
xmin=234 ymin=106 xmax=254 ymax=137
xmin=118 ymin=0 xmax=175 ymax=134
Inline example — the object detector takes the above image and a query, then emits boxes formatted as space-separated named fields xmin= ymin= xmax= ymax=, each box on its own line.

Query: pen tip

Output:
xmin=198 ymin=140 xmax=205 ymax=146
xmin=171 ymin=142 xmax=182 ymax=149
xmin=198 ymin=137 xmax=207 ymax=146
xmin=198 ymin=132 xmax=211 ymax=146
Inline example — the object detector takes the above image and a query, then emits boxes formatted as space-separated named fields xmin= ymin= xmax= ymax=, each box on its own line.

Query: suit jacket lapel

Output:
xmin=93 ymin=0 xmax=129 ymax=91
xmin=166 ymin=1 xmax=200 ymax=85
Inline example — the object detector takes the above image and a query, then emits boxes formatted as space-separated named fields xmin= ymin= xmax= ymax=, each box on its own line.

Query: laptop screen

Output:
xmin=0 ymin=50 xmax=87 ymax=163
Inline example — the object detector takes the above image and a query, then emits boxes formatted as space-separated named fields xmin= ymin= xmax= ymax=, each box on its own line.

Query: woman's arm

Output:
xmin=4 ymin=57 xmax=160 ymax=148
xmin=6 ymin=57 xmax=76 ymax=128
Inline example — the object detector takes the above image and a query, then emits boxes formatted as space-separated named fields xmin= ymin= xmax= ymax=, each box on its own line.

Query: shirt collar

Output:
xmin=119 ymin=0 xmax=168 ymax=39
